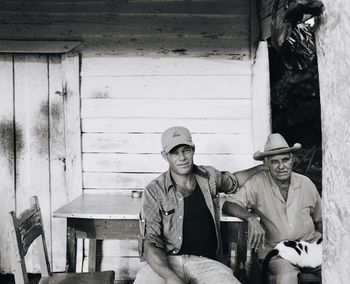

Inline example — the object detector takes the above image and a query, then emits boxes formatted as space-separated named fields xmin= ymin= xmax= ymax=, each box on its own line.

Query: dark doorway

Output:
xmin=268 ymin=46 xmax=322 ymax=193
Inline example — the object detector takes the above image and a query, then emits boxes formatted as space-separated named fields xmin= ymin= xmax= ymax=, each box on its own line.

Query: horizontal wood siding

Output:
xmin=0 ymin=0 xmax=250 ymax=57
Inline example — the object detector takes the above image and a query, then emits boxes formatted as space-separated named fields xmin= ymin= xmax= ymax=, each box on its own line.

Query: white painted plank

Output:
xmin=82 ymin=133 xmax=253 ymax=154
xmin=81 ymin=118 xmax=251 ymax=134
xmin=81 ymin=75 xmax=251 ymax=99
xmin=0 ymin=54 xmax=15 ymax=273
xmin=81 ymin=99 xmax=251 ymax=119
xmin=81 ymin=57 xmax=252 ymax=76
xmin=251 ymin=42 xmax=271 ymax=153
xmin=82 ymin=153 xmax=255 ymax=173
xmin=14 ymin=54 xmax=51 ymax=273
xmin=82 ymin=36 xmax=249 ymax=58
xmin=62 ymin=54 xmax=82 ymax=200
xmin=48 ymin=55 xmax=68 ymax=272
xmin=83 ymin=172 xmax=161 ymax=189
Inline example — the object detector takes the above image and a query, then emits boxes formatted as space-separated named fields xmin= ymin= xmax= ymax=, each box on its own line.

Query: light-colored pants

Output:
xmin=268 ymin=256 xmax=300 ymax=284
xmin=134 ymin=255 xmax=240 ymax=284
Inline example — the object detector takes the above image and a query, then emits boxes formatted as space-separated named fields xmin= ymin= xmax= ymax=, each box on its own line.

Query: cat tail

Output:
xmin=262 ymin=249 xmax=279 ymax=284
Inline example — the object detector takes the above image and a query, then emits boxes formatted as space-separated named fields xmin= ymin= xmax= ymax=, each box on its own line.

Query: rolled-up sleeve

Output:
xmin=141 ymin=186 xmax=165 ymax=249
xmin=209 ymin=167 xmax=238 ymax=194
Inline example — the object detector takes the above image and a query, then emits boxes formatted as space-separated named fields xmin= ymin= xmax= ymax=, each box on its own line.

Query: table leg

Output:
xmin=88 ymin=239 xmax=97 ymax=272
xmin=67 ymin=219 xmax=77 ymax=272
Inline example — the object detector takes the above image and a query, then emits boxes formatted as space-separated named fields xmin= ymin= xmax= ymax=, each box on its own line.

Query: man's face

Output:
xmin=163 ymin=144 xmax=194 ymax=176
xmin=265 ymin=153 xmax=294 ymax=183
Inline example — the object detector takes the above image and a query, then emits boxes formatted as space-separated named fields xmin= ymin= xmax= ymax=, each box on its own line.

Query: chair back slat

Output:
xmin=10 ymin=196 xmax=51 ymax=284
xmin=13 ymin=209 xmax=44 ymax=257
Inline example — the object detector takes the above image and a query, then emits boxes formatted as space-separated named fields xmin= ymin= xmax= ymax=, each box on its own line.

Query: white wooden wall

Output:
xmin=81 ymin=57 xmax=256 ymax=195
xmin=0 ymin=54 xmax=81 ymax=274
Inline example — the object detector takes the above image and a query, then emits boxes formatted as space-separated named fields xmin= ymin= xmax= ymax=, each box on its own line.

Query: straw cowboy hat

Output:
xmin=253 ymin=133 xmax=302 ymax=161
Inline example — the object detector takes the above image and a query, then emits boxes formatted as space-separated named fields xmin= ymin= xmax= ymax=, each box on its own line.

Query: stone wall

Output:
xmin=315 ymin=1 xmax=350 ymax=282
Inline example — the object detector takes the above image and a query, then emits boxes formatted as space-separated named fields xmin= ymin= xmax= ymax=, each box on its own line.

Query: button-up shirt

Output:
xmin=141 ymin=165 xmax=238 ymax=260
xmin=227 ymin=170 xmax=322 ymax=259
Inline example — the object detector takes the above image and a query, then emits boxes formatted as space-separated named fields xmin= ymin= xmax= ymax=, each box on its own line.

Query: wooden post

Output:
xmin=315 ymin=0 xmax=350 ymax=282
xmin=251 ymin=41 xmax=271 ymax=153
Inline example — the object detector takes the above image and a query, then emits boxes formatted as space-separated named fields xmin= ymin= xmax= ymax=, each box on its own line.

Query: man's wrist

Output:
xmin=247 ymin=216 xmax=261 ymax=223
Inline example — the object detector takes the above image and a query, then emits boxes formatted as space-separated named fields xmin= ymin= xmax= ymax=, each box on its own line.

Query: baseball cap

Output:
xmin=161 ymin=126 xmax=195 ymax=153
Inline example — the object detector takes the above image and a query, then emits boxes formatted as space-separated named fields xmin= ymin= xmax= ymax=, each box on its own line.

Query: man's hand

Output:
xmin=247 ymin=216 xmax=265 ymax=252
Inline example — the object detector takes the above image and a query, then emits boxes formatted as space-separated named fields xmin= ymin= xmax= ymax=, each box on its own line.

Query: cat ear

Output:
xmin=316 ymin=238 xmax=322 ymax=244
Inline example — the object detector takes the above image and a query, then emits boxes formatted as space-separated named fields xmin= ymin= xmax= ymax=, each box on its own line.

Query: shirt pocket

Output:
xmin=160 ymin=200 xmax=176 ymax=220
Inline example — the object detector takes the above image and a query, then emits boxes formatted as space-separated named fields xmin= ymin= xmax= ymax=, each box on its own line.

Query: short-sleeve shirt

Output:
xmin=227 ymin=170 xmax=322 ymax=259
xmin=141 ymin=164 xmax=238 ymax=260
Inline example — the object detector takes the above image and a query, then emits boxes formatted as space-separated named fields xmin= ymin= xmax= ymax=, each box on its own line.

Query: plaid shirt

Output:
xmin=140 ymin=165 xmax=238 ymax=260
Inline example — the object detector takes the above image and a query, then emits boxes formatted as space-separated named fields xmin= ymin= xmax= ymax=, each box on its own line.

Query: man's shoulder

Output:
xmin=291 ymin=172 xmax=317 ymax=189
xmin=145 ymin=171 xmax=168 ymax=192
xmin=291 ymin=172 xmax=315 ymax=184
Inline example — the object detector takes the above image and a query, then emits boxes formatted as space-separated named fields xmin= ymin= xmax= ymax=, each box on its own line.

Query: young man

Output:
xmin=134 ymin=126 xmax=264 ymax=284
xmin=223 ymin=133 xmax=322 ymax=284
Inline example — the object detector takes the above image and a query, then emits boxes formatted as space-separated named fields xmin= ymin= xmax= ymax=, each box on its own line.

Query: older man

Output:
xmin=223 ymin=133 xmax=322 ymax=284
xmin=134 ymin=126 xmax=264 ymax=284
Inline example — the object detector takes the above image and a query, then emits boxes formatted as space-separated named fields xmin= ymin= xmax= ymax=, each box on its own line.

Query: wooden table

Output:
xmin=53 ymin=194 xmax=247 ymax=277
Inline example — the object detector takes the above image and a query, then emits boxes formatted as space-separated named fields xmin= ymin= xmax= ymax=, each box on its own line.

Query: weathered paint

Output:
xmin=316 ymin=0 xmax=350 ymax=282
xmin=0 ymin=119 xmax=15 ymax=168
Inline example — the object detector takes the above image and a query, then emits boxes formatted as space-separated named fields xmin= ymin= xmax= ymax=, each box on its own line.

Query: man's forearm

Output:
xmin=144 ymin=241 xmax=182 ymax=281
xmin=222 ymin=201 xmax=256 ymax=222
xmin=234 ymin=164 xmax=266 ymax=187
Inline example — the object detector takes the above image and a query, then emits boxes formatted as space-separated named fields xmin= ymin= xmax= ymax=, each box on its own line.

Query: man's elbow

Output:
xmin=222 ymin=200 xmax=239 ymax=216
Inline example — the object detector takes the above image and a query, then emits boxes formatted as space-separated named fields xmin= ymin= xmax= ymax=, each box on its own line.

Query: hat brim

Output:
xmin=163 ymin=140 xmax=195 ymax=153
xmin=253 ymin=143 xmax=302 ymax=161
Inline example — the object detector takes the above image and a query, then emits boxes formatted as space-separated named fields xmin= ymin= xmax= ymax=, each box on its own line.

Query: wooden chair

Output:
xmin=10 ymin=196 xmax=115 ymax=284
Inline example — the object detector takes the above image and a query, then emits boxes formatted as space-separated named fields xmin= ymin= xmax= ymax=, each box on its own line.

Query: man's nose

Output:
xmin=177 ymin=152 xmax=186 ymax=160
xmin=277 ymin=162 xmax=285 ymax=169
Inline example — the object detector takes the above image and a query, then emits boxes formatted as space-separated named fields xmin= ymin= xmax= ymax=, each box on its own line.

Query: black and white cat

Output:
xmin=262 ymin=238 xmax=322 ymax=282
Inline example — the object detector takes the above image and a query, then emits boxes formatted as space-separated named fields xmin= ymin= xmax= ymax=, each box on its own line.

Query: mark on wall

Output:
xmin=0 ymin=119 xmax=24 ymax=169
xmin=33 ymin=102 xmax=49 ymax=156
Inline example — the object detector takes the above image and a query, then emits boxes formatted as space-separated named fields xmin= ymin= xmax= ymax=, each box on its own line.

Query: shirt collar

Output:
xmin=164 ymin=165 xmax=208 ymax=192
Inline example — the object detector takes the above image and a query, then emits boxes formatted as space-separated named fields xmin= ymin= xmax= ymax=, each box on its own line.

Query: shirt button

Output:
xmin=179 ymin=216 xmax=183 ymax=219
xmin=173 ymin=251 xmax=176 ymax=254
xmin=179 ymin=236 xmax=182 ymax=240
xmin=289 ymin=222 xmax=293 ymax=227
xmin=179 ymin=198 xmax=183 ymax=201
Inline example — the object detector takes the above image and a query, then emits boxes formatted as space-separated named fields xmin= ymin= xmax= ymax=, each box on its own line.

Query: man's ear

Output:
xmin=263 ymin=157 xmax=268 ymax=166
xmin=161 ymin=151 xmax=168 ymax=161
xmin=192 ymin=146 xmax=195 ymax=153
